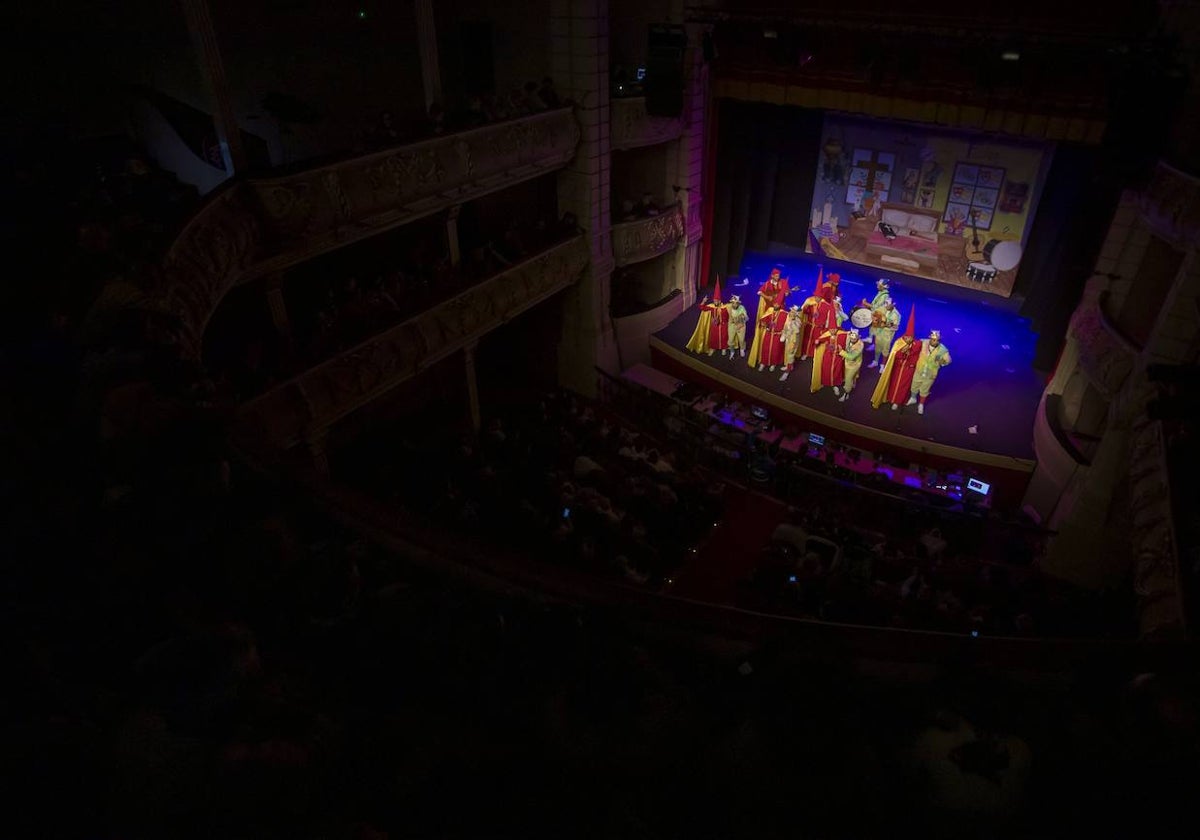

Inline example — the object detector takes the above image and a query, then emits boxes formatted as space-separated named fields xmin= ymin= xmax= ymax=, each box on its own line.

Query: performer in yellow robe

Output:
xmin=685 ymin=302 xmax=712 ymax=353
xmin=778 ymin=305 xmax=804 ymax=381
xmin=685 ymin=277 xmax=724 ymax=353
xmin=837 ymin=332 xmax=864 ymax=402
xmin=727 ymin=295 xmax=748 ymax=357
xmin=904 ymin=330 xmax=952 ymax=415
xmin=867 ymin=297 xmax=900 ymax=369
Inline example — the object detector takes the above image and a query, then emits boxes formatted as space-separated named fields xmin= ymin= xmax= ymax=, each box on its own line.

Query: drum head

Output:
xmin=850 ymin=308 xmax=873 ymax=329
xmin=990 ymin=240 xmax=1022 ymax=271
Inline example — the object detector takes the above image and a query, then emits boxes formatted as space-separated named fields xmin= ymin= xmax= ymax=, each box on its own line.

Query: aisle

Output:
xmin=670 ymin=486 xmax=786 ymax=602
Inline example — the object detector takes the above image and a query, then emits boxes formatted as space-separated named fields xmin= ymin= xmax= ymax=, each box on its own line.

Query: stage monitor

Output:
xmin=966 ymin=478 xmax=991 ymax=495
xmin=808 ymin=433 xmax=825 ymax=446
xmin=807 ymin=113 xmax=1053 ymax=298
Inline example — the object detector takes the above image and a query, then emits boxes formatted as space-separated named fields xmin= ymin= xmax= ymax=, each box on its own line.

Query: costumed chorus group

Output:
xmin=686 ymin=267 xmax=951 ymax=415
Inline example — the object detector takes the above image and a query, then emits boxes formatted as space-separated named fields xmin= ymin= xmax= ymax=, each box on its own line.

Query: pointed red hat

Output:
xmin=903 ymin=304 xmax=916 ymax=339
xmin=814 ymin=264 xmax=824 ymax=295
xmin=712 ymin=276 xmax=722 ymax=302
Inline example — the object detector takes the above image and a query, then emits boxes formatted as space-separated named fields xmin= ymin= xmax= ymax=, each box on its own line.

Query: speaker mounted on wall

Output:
xmin=645 ymin=23 xmax=686 ymax=117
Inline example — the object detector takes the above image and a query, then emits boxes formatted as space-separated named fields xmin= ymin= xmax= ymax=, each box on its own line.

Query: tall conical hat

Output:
xmin=903 ymin=304 xmax=916 ymax=339
xmin=712 ymin=276 xmax=722 ymax=302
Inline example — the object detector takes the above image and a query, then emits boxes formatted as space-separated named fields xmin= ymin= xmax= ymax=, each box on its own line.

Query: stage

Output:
xmin=651 ymin=251 xmax=1046 ymax=502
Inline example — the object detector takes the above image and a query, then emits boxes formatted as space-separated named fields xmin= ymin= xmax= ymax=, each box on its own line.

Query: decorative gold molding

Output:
xmin=1068 ymin=294 xmax=1136 ymax=399
xmin=238 ymin=236 xmax=589 ymax=448
xmin=715 ymin=78 xmax=1107 ymax=144
xmin=1138 ymin=161 xmax=1200 ymax=248
xmin=151 ymin=109 xmax=581 ymax=358
xmin=612 ymin=205 xmax=686 ymax=267
xmin=611 ymin=96 xmax=685 ymax=151
xmin=1128 ymin=417 xmax=1185 ymax=636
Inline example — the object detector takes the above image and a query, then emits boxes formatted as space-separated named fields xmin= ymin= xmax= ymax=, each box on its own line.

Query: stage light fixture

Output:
xmin=763 ymin=28 xmax=778 ymax=39
xmin=1001 ymin=50 xmax=1020 ymax=61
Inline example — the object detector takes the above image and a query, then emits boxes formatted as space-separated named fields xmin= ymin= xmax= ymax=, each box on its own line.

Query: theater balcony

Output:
xmin=234 ymin=235 xmax=589 ymax=453
xmin=610 ymin=96 xmax=685 ymax=151
xmin=152 ymin=108 xmax=581 ymax=359
xmin=612 ymin=203 xmax=686 ymax=267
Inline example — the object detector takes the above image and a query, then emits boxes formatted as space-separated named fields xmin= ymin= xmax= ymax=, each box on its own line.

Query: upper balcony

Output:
xmin=610 ymin=96 xmax=685 ymax=151
xmin=236 ymin=235 xmax=590 ymax=450
xmin=153 ymin=108 xmax=581 ymax=359
xmin=612 ymin=204 xmax=686 ymax=267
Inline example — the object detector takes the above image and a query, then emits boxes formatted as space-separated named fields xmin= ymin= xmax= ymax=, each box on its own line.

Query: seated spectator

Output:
xmin=427 ymin=102 xmax=446 ymax=135
xmin=637 ymin=192 xmax=660 ymax=216
xmin=620 ymin=199 xmax=637 ymax=221
xmin=574 ymin=454 xmax=604 ymax=478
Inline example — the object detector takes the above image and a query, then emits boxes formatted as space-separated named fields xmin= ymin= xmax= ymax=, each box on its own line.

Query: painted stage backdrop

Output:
xmin=807 ymin=114 xmax=1053 ymax=297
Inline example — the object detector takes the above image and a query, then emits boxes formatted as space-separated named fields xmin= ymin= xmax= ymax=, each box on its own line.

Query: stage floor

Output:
xmin=653 ymin=251 xmax=1046 ymax=465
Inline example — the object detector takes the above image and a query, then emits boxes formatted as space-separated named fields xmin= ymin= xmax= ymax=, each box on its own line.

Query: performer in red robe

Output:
xmin=811 ymin=328 xmax=850 ymax=393
xmin=871 ymin=305 xmax=922 ymax=410
xmin=757 ymin=268 xmax=788 ymax=311
xmin=820 ymin=271 xmax=842 ymax=303
xmin=760 ymin=306 xmax=789 ymax=370
xmin=701 ymin=279 xmax=730 ymax=356
xmin=800 ymin=296 xmax=837 ymax=360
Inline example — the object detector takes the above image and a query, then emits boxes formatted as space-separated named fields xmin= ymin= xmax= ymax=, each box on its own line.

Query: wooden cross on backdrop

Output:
xmin=855 ymin=149 xmax=893 ymax=197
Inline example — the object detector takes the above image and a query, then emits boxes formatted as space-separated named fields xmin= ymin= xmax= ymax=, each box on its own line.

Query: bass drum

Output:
xmin=850 ymin=307 xmax=874 ymax=329
xmin=982 ymin=239 xmax=1023 ymax=271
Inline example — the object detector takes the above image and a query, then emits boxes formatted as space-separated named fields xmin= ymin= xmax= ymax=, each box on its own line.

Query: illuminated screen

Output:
xmin=808 ymin=114 xmax=1053 ymax=298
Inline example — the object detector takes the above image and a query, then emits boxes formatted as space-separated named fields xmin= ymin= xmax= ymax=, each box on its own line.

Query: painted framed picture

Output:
xmin=953 ymin=163 xmax=980 ymax=185
xmin=852 ymin=148 xmax=875 ymax=167
xmin=977 ymin=166 xmax=1005 ymax=189
xmin=921 ymin=160 xmax=943 ymax=187
xmin=948 ymin=183 xmax=975 ymax=204
xmin=944 ymin=202 xmax=971 ymax=226
xmin=972 ymin=187 xmax=998 ymax=209
xmin=849 ymin=167 xmax=871 ymax=187
xmin=969 ymin=206 xmax=994 ymax=230
xmin=873 ymin=171 xmax=892 ymax=192
xmin=999 ymin=181 xmax=1029 ymax=213
xmin=916 ymin=187 xmax=935 ymax=209
xmin=845 ymin=185 xmax=866 ymax=207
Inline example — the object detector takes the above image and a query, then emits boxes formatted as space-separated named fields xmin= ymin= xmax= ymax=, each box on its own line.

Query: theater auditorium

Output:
xmin=5 ymin=0 xmax=1199 ymax=836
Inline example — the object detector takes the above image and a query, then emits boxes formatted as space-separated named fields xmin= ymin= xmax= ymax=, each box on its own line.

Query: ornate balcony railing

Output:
xmin=237 ymin=235 xmax=589 ymax=449
xmin=612 ymin=204 xmax=686 ymax=267
xmin=1129 ymin=416 xmax=1185 ymax=636
xmin=1068 ymin=291 xmax=1138 ymax=399
xmin=1138 ymin=161 xmax=1200 ymax=247
xmin=610 ymin=96 xmax=685 ymax=151
xmin=151 ymin=108 xmax=581 ymax=359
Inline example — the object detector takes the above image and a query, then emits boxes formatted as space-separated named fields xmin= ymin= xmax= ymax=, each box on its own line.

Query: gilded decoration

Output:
xmin=1138 ymin=161 xmax=1200 ymax=246
xmin=1068 ymin=297 xmax=1135 ymax=399
xmin=156 ymin=185 xmax=261 ymax=358
xmin=1127 ymin=414 xmax=1184 ymax=635
xmin=239 ymin=236 xmax=588 ymax=446
xmin=613 ymin=205 xmax=686 ymax=267
xmin=611 ymin=97 xmax=684 ymax=150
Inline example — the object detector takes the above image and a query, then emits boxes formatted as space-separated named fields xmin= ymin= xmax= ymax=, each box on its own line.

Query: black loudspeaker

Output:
xmin=645 ymin=23 xmax=686 ymax=117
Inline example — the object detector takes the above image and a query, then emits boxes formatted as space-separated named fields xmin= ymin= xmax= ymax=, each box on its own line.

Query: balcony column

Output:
xmin=552 ymin=0 xmax=618 ymax=394
xmin=178 ymin=0 xmax=246 ymax=175
xmin=414 ymin=0 xmax=443 ymax=111
xmin=447 ymin=205 xmax=462 ymax=268
xmin=265 ymin=272 xmax=291 ymax=341
xmin=677 ymin=21 xmax=709 ymax=308
xmin=464 ymin=341 xmax=481 ymax=433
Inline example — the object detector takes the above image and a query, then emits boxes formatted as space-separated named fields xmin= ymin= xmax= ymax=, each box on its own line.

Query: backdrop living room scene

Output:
xmin=807 ymin=114 xmax=1054 ymax=297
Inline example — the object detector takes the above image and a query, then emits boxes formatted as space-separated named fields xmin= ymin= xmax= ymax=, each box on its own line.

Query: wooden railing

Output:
xmin=237 ymin=235 xmax=589 ymax=449
xmin=151 ymin=108 xmax=581 ymax=358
